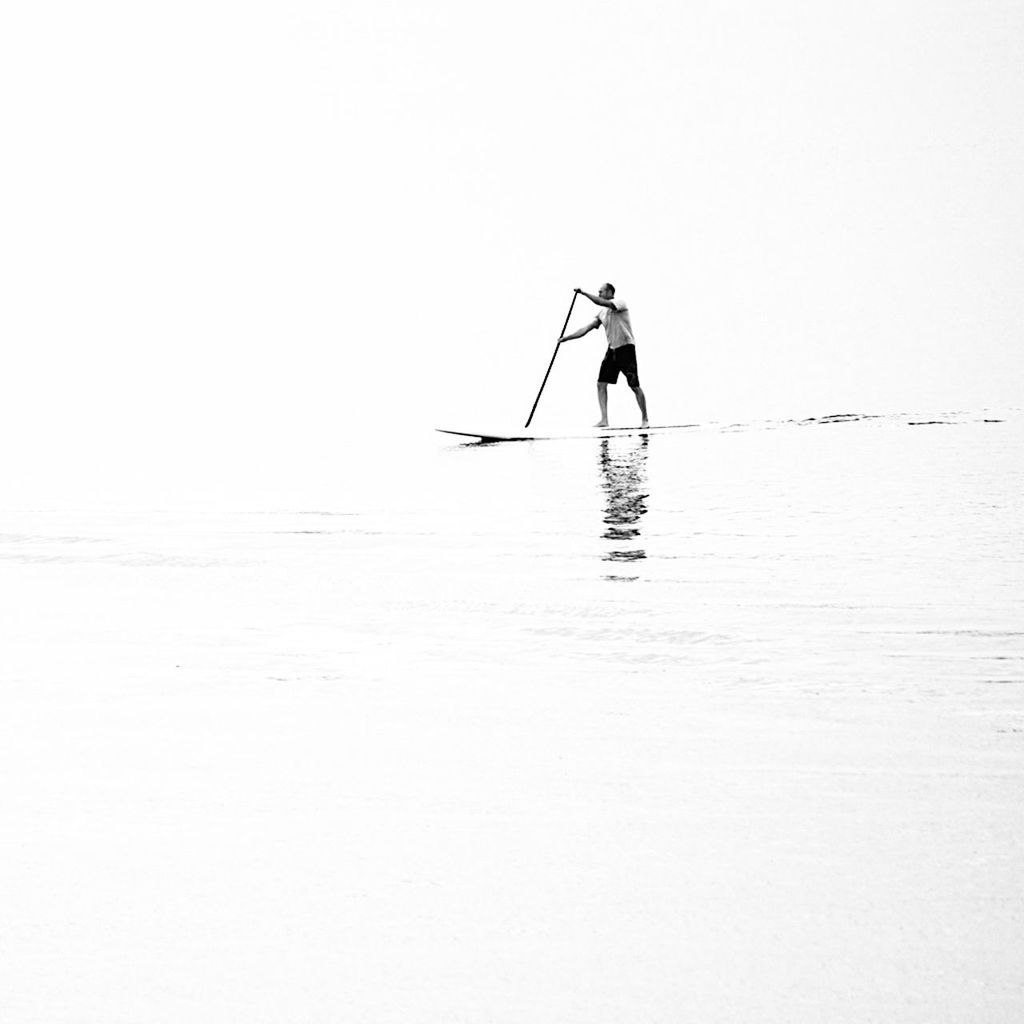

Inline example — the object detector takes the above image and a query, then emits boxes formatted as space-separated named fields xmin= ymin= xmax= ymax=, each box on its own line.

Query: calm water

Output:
xmin=4 ymin=410 xmax=1023 ymax=1022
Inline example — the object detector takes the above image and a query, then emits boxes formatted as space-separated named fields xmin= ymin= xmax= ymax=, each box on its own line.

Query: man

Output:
xmin=559 ymin=283 xmax=649 ymax=428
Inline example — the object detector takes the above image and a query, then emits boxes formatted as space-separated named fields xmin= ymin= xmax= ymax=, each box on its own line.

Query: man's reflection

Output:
xmin=597 ymin=436 xmax=649 ymax=579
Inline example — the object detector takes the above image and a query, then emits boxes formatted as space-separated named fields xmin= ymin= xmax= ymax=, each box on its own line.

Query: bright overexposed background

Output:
xmin=2 ymin=0 xmax=1021 ymax=500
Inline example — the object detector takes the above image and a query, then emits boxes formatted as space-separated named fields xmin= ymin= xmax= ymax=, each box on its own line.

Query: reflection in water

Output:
xmin=597 ymin=436 xmax=649 ymax=580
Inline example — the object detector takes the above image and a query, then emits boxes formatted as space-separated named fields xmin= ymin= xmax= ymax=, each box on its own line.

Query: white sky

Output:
xmin=2 ymin=0 xmax=1022 ymax=492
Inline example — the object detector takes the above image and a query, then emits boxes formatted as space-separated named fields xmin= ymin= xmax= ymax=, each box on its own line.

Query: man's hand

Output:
xmin=575 ymin=288 xmax=614 ymax=308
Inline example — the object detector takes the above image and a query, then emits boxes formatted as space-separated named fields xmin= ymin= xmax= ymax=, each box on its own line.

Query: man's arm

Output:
xmin=560 ymin=317 xmax=601 ymax=342
xmin=575 ymin=288 xmax=616 ymax=309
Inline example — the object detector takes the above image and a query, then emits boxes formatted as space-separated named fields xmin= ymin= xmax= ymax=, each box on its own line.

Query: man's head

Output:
xmin=599 ymin=283 xmax=616 ymax=299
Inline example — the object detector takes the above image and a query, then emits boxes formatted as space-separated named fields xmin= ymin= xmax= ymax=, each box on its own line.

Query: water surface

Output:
xmin=3 ymin=410 xmax=1022 ymax=1023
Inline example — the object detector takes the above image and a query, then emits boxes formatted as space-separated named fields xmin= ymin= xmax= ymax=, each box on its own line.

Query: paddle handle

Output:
xmin=524 ymin=291 xmax=578 ymax=428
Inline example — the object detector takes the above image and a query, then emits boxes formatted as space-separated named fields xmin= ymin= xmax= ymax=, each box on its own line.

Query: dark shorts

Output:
xmin=598 ymin=345 xmax=640 ymax=388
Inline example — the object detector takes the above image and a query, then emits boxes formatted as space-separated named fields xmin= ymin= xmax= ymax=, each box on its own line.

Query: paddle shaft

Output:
xmin=524 ymin=292 xmax=578 ymax=428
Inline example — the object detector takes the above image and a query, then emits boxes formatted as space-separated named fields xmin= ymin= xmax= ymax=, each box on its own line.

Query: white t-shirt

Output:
xmin=598 ymin=299 xmax=635 ymax=350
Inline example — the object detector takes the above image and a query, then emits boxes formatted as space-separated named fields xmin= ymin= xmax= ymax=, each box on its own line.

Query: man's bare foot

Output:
xmin=594 ymin=420 xmax=609 ymax=428
xmin=640 ymin=420 xmax=649 ymax=428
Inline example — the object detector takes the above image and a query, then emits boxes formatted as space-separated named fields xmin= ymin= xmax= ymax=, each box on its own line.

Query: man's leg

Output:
xmin=596 ymin=383 xmax=609 ymax=427
xmin=631 ymin=385 xmax=648 ymax=427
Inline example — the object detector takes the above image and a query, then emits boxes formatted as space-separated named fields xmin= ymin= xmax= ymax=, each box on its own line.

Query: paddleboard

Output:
xmin=436 ymin=424 xmax=699 ymax=443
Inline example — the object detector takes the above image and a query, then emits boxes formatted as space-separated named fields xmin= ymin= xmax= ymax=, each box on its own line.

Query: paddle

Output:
xmin=524 ymin=291 xmax=578 ymax=428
